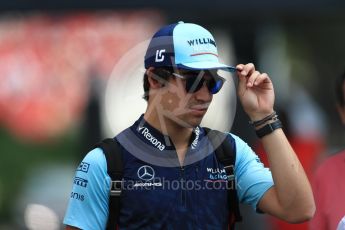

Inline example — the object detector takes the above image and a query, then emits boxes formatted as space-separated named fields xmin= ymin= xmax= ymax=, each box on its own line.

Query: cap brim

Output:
xmin=176 ymin=61 xmax=237 ymax=72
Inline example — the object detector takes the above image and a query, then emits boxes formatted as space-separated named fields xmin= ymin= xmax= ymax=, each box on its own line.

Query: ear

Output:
xmin=336 ymin=104 xmax=345 ymax=125
xmin=147 ymin=67 xmax=164 ymax=89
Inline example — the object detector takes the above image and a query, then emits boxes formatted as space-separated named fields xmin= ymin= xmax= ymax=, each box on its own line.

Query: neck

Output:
xmin=144 ymin=108 xmax=193 ymax=146
xmin=144 ymin=105 xmax=194 ymax=165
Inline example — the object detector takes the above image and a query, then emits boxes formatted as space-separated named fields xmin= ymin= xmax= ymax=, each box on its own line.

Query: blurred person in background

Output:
xmin=310 ymin=70 xmax=345 ymax=230
xmin=63 ymin=22 xmax=315 ymax=230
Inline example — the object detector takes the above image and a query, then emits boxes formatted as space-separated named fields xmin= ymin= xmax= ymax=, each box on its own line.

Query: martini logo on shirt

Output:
xmin=138 ymin=126 xmax=165 ymax=151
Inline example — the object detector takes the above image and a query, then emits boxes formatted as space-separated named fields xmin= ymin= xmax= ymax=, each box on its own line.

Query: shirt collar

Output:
xmin=130 ymin=114 xmax=204 ymax=152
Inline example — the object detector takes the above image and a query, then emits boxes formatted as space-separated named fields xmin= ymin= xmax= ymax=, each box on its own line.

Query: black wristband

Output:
xmin=249 ymin=111 xmax=277 ymax=127
xmin=256 ymin=119 xmax=283 ymax=138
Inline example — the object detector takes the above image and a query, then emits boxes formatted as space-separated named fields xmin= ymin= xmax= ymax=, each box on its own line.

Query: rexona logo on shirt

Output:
xmin=138 ymin=126 xmax=165 ymax=151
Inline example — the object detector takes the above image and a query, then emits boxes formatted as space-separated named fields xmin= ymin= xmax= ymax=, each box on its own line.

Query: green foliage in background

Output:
xmin=0 ymin=128 xmax=81 ymax=223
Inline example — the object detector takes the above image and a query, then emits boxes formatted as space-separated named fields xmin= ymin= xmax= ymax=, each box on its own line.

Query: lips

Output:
xmin=190 ymin=103 xmax=210 ymax=111
xmin=189 ymin=104 xmax=209 ymax=116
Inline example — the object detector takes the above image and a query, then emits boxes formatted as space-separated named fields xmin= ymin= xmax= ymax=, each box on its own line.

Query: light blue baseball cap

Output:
xmin=144 ymin=22 xmax=236 ymax=72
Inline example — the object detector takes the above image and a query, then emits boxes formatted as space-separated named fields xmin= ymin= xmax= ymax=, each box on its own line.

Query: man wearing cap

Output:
xmin=64 ymin=22 xmax=315 ymax=230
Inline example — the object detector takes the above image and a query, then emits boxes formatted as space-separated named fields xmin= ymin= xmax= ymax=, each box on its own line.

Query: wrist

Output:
xmin=248 ymin=110 xmax=275 ymax=121
xmin=255 ymin=119 xmax=283 ymax=138
xmin=248 ymin=111 xmax=283 ymax=138
xmin=249 ymin=111 xmax=277 ymax=128
xmin=254 ymin=119 xmax=276 ymax=130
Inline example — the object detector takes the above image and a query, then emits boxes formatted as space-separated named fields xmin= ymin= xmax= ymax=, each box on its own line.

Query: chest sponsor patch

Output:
xmin=206 ymin=167 xmax=227 ymax=181
xmin=134 ymin=165 xmax=162 ymax=187
xmin=138 ymin=126 xmax=165 ymax=151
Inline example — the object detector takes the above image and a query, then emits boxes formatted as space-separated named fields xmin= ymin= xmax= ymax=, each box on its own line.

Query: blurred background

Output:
xmin=0 ymin=0 xmax=344 ymax=229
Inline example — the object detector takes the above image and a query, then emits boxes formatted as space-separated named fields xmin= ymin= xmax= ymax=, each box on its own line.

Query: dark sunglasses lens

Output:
xmin=181 ymin=70 xmax=224 ymax=94
xmin=209 ymin=78 xmax=224 ymax=94
xmin=185 ymin=77 xmax=204 ymax=93
xmin=185 ymin=76 xmax=224 ymax=94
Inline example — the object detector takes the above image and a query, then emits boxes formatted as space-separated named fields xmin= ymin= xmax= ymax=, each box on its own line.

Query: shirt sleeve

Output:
xmin=63 ymin=148 xmax=111 ymax=230
xmin=231 ymin=133 xmax=274 ymax=210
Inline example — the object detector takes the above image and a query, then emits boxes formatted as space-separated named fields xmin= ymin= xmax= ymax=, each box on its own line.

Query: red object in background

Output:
xmin=310 ymin=150 xmax=345 ymax=230
xmin=0 ymin=12 xmax=162 ymax=142
xmin=255 ymin=136 xmax=325 ymax=230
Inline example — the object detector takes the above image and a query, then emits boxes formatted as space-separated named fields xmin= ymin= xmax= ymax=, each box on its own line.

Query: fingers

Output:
xmin=236 ymin=63 xmax=271 ymax=88
xmin=253 ymin=73 xmax=270 ymax=86
xmin=236 ymin=63 xmax=255 ymax=76
xmin=247 ymin=71 xmax=260 ymax=87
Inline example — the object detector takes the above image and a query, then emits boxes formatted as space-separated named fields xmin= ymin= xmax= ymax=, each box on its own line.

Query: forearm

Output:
xmin=235 ymin=63 xmax=315 ymax=221
xmin=260 ymin=128 xmax=315 ymax=219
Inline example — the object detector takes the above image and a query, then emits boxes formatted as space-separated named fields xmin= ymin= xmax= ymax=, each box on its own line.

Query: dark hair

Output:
xmin=143 ymin=67 xmax=173 ymax=101
xmin=335 ymin=70 xmax=345 ymax=107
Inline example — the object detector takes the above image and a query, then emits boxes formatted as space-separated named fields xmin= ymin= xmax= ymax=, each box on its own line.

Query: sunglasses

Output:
xmin=164 ymin=69 xmax=226 ymax=94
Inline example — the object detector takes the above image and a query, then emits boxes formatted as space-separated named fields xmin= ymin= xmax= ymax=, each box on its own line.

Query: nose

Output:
xmin=194 ymin=83 xmax=213 ymax=102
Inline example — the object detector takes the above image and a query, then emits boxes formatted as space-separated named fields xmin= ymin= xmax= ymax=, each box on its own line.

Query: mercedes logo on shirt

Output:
xmin=137 ymin=165 xmax=155 ymax=181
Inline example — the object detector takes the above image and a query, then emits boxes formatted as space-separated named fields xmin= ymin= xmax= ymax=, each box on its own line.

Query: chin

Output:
xmin=170 ymin=111 xmax=205 ymax=128
xmin=185 ymin=115 xmax=204 ymax=128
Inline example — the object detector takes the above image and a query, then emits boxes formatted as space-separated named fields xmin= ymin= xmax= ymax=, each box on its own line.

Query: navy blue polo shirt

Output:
xmin=64 ymin=115 xmax=274 ymax=230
